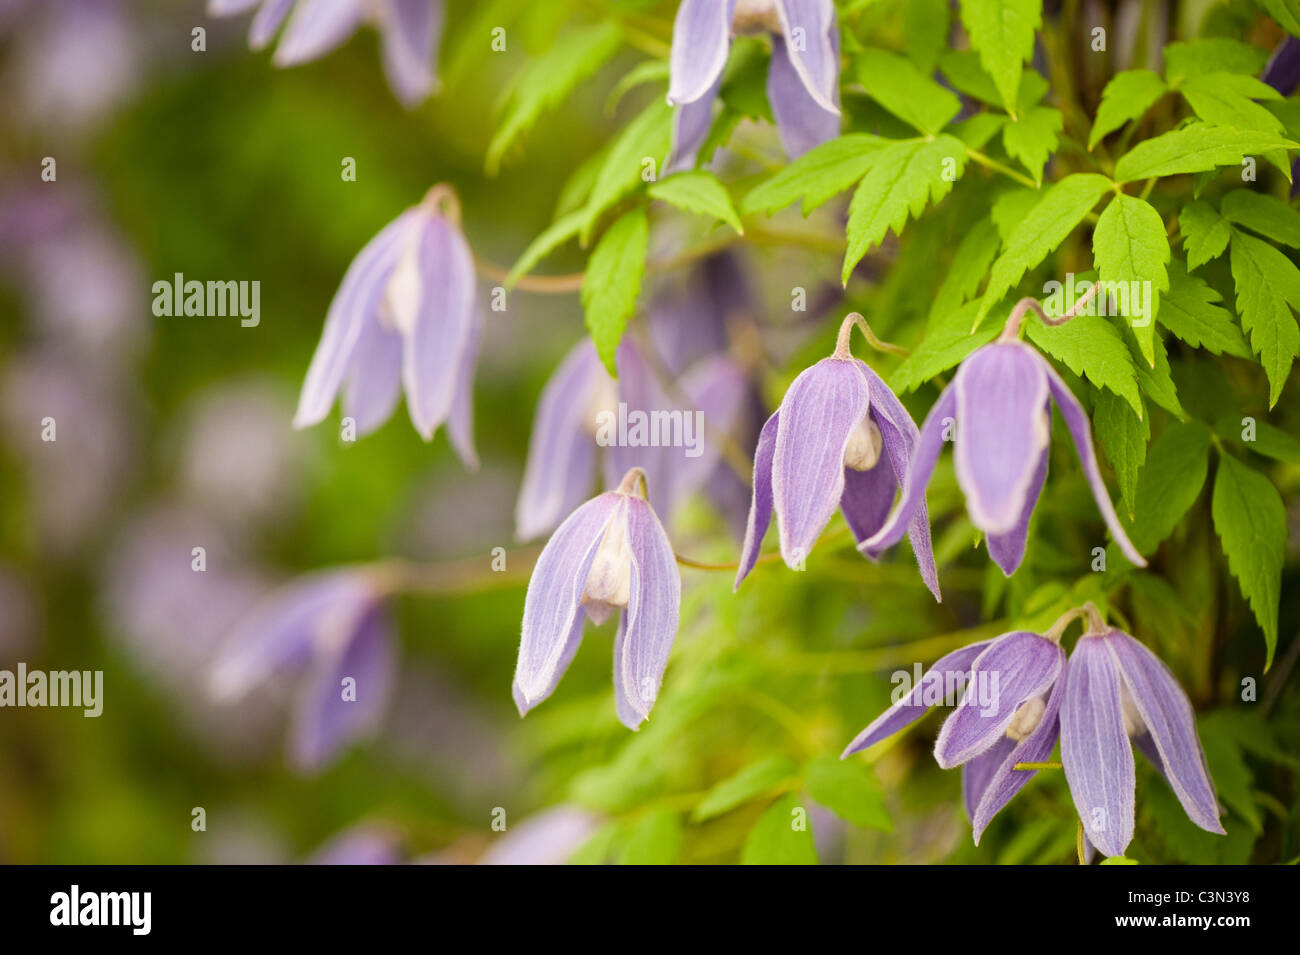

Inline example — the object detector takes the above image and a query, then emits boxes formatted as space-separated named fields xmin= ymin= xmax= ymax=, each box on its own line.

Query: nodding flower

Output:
xmin=735 ymin=314 xmax=939 ymax=599
xmin=294 ymin=184 xmax=481 ymax=467
xmin=513 ymin=467 xmax=681 ymax=730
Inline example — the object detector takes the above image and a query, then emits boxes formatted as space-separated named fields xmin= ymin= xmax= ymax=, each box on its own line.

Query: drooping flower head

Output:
xmin=210 ymin=569 xmax=395 ymax=771
xmin=866 ymin=313 xmax=1146 ymax=576
xmin=515 ymin=334 xmax=750 ymax=542
xmin=666 ymin=0 xmax=840 ymax=171
xmin=514 ymin=467 xmax=681 ymax=730
xmin=208 ymin=0 xmax=441 ymax=107
xmin=294 ymin=184 xmax=480 ymax=466
xmin=735 ymin=314 xmax=939 ymax=599
xmin=843 ymin=605 xmax=1223 ymax=858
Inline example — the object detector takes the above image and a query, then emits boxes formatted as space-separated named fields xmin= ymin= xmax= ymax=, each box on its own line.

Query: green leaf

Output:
xmin=581 ymin=206 xmax=649 ymax=375
xmin=1092 ymin=194 xmax=1171 ymax=366
xmin=950 ymin=112 xmax=1007 ymax=149
xmin=568 ymin=821 xmax=621 ymax=865
xmin=804 ymin=756 xmax=892 ymax=831
xmin=1212 ymin=451 xmax=1286 ymax=667
xmin=1159 ymin=259 xmax=1252 ymax=357
xmin=1088 ymin=70 xmax=1167 ymax=149
xmin=981 ymin=173 xmax=1113 ymax=317
xmin=692 ymin=756 xmax=799 ymax=822
xmin=902 ymin=0 xmax=952 ymax=72
xmin=581 ymin=99 xmax=672 ymax=242
xmin=1002 ymin=106 xmax=1063 ymax=184
xmin=616 ymin=808 xmax=682 ymax=865
xmin=938 ymin=49 xmax=1002 ymax=105
xmin=1120 ymin=420 xmax=1212 ymax=555
xmin=1220 ymin=189 xmax=1300 ymax=247
xmin=647 ymin=170 xmax=742 ymax=234
xmin=931 ymin=215 xmax=1001 ymax=317
xmin=1134 ymin=332 xmax=1184 ymax=417
xmin=957 ymin=0 xmax=1043 ymax=115
xmin=1112 ymin=124 xmax=1299 ymax=183
xmin=505 ymin=207 xmax=586 ymax=289
xmin=741 ymin=794 xmax=818 ymax=864
xmin=486 ymin=23 xmax=622 ymax=174
xmin=1163 ymin=38 xmax=1270 ymax=83
xmin=1179 ymin=73 xmax=1285 ymax=134
xmin=1025 ymin=314 xmax=1143 ymax=417
xmin=1258 ymin=0 xmax=1300 ymax=35
xmin=990 ymin=187 xmax=1040 ymax=240
xmin=842 ymin=135 xmax=967 ymax=283
xmin=739 ymin=134 xmax=886 ymax=217
xmin=1228 ymin=231 xmax=1300 ymax=405
xmin=1199 ymin=731 xmax=1261 ymax=833
xmin=1213 ymin=412 xmax=1300 ymax=464
xmin=1179 ymin=200 xmax=1232 ymax=270
xmin=892 ymin=300 xmax=998 ymax=393
xmin=1093 ymin=389 xmax=1149 ymax=515
xmin=604 ymin=59 xmax=671 ymax=115
xmin=856 ymin=48 xmax=961 ymax=134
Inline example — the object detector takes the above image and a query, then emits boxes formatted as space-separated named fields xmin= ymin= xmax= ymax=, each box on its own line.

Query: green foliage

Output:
xmin=582 ymin=206 xmax=648 ymax=374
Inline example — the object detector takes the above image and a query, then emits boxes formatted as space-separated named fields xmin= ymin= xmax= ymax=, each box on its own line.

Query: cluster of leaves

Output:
xmin=484 ymin=0 xmax=1300 ymax=863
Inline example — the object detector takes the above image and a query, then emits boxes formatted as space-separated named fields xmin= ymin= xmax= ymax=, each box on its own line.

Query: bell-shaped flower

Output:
xmin=666 ymin=0 xmax=840 ymax=171
xmin=515 ymin=337 xmax=747 ymax=540
xmin=208 ymin=0 xmax=441 ymax=106
xmin=513 ymin=467 xmax=680 ymax=730
xmin=209 ymin=569 xmax=394 ymax=771
xmin=293 ymin=184 xmax=480 ymax=466
xmin=865 ymin=339 xmax=1145 ymax=576
xmin=1062 ymin=628 xmax=1224 ymax=858
xmin=735 ymin=315 xmax=939 ymax=599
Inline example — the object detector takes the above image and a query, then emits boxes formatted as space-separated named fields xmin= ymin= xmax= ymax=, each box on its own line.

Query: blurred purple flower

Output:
xmin=210 ymin=569 xmax=396 ymax=771
xmin=666 ymin=0 xmax=840 ymax=171
xmin=865 ymin=340 xmax=1145 ymax=576
xmin=209 ymin=0 xmax=441 ymax=106
xmin=478 ymin=806 xmax=601 ymax=865
xmin=735 ymin=327 xmax=939 ymax=598
xmin=515 ymin=338 xmax=746 ymax=540
xmin=293 ymin=185 xmax=481 ymax=465
xmin=308 ymin=824 xmax=404 ymax=865
xmin=514 ymin=467 xmax=680 ymax=730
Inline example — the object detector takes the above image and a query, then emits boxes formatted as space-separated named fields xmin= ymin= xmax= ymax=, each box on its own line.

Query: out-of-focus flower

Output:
xmin=5 ymin=0 xmax=140 ymax=137
xmin=210 ymin=569 xmax=395 ymax=771
xmin=307 ymin=824 xmax=404 ymax=865
xmin=735 ymin=316 xmax=939 ymax=598
xmin=178 ymin=381 xmax=304 ymax=528
xmin=666 ymin=0 xmax=840 ymax=171
xmin=514 ymin=467 xmax=680 ymax=730
xmin=866 ymin=339 xmax=1145 ymax=576
xmin=0 ymin=564 xmax=38 ymax=663
xmin=515 ymin=339 xmax=743 ymax=540
xmin=293 ymin=185 xmax=481 ymax=466
xmin=209 ymin=0 xmax=442 ymax=107
xmin=0 ymin=351 xmax=133 ymax=556
xmin=1264 ymin=35 xmax=1300 ymax=95
xmin=478 ymin=806 xmax=601 ymax=865
xmin=1062 ymin=627 xmax=1223 ymax=858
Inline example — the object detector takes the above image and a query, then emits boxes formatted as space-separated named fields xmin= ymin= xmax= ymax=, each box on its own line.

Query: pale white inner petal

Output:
xmin=732 ymin=0 xmax=781 ymax=34
xmin=584 ymin=374 xmax=619 ymax=438
xmin=1005 ymin=694 xmax=1047 ymax=741
xmin=581 ymin=504 xmax=632 ymax=619
xmin=843 ymin=415 xmax=883 ymax=471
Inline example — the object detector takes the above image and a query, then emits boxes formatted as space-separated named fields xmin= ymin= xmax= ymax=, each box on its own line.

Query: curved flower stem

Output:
xmin=674 ymin=525 xmax=853 ymax=572
xmin=473 ymin=255 xmax=585 ymax=293
xmin=1013 ymin=761 xmax=1063 ymax=771
xmin=833 ymin=312 xmax=910 ymax=359
xmin=998 ymin=279 xmax=1103 ymax=342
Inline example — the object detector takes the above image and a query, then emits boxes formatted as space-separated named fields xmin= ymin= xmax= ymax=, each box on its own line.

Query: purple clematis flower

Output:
xmin=294 ymin=184 xmax=480 ymax=466
xmin=515 ymin=337 xmax=748 ymax=540
xmin=514 ymin=467 xmax=680 ymax=730
xmin=735 ymin=315 xmax=939 ymax=599
xmin=843 ymin=612 xmax=1223 ymax=858
xmin=1062 ymin=627 xmax=1225 ymax=858
xmin=208 ymin=0 xmax=441 ymax=107
xmin=209 ymin=569 xmax=395 ymax=772
xmin=865 ymin=338 xmax=1146 ymax=576
xmin=666 ymin=0 xmax=840 ymax=171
